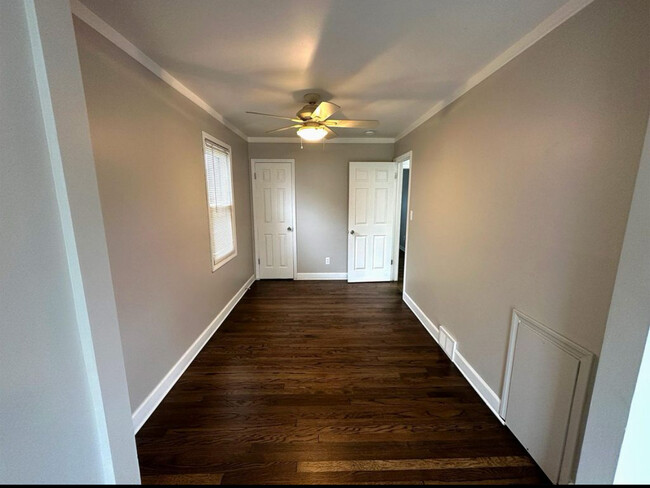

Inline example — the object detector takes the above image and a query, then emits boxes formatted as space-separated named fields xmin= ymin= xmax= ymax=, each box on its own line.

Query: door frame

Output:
xmin=392 ymin=151 xmax=413 ymax=284
xmin=250 ymin=158 xmax=297 ymax=280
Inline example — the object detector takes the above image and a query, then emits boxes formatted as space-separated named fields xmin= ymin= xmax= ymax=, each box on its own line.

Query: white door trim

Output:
xmin=250 ymin=158 xmax=297 ymax=280
xmin=393 ymin=151 xmax=413 ymax=283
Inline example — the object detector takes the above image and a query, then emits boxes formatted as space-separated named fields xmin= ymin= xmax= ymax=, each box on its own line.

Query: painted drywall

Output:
xmin=577 ymin=112 xmax=650 ymax=484
xmin=1 ymin=0 xmax=137 ymax=482
xmin=33 ymin=1 xmax=141 ymax=481
xmin=74 ymin=18 xmax=254 ymax=413
xmin=615 ymin=333 xmax=650 ymax=483
xmin=399 ymin=169 xmax=410 ymax=250
xmin=394 ymin=0 xmax=650 ymax=398
xmin=248 ymin=143 xmax=395 ymax=273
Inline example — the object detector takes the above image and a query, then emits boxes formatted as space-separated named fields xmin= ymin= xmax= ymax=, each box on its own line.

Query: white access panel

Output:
xmin=501 ymin=310 xmax=594 ymax=484
xmin=347 ymin=162 xmax=398 ymax=282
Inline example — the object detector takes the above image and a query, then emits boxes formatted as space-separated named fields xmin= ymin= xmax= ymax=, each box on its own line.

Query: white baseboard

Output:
xmin=131 ymin=274 xmax=255 ymax=432
xmin=454 ymin=351 xmax=502 ymax=421
xmin=403 ymin=292 xmax=439 ymax=341
xmin=402 ymin=292 xmax=504 ymax=424
xmin=295 ymin=272 xmax=348 ymax=280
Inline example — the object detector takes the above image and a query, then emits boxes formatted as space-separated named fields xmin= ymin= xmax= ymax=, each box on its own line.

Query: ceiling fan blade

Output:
xmin=310 ymin=101 xmax=340 ymax=122
xmin=247 ymin=111 xmax=301 ymax=122
xmin=323 ymin=126 xmax=337 ymax=139
xmin=265 ymin=124 xmax=302 ymax=134
xmin=324 ymin=119 xmax=379 ymax=129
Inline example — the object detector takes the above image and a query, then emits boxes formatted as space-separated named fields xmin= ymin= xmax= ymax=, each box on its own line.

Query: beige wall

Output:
xmin=578 ymin=112 xmax=650 ymax=484
xmin=248 ymin=143 xmax=394 ymax=273
xmin=395 ymin=0 xmax=650 ymax=395
xmin=2 ymin=3 xmax=102 ymax=482
xmin=74 ymin=19 xmax=255 ymax=412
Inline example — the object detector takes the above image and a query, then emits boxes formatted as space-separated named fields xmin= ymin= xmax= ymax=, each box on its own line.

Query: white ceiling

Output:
xmin=79 ymin=0 xmax=572 ymax=139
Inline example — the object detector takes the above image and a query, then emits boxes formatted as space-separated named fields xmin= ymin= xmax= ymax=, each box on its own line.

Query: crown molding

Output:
xmin=70 ymin=0 xmax=249 ymax=141
xmin=248 ymin=136 xmax=395 ymax=144
xmin=396 ymin=0 xmax=595 ymax=141
xmin=71 ymin=0 xmax=594 ymax=146
xmin=71 ymin=4 xmax=392 ymax=147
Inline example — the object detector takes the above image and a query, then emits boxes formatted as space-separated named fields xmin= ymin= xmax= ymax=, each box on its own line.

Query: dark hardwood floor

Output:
xmin=136 ymin=280 xmax=548 ymax=485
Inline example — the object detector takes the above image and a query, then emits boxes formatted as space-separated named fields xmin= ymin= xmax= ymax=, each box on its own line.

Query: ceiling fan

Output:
xmin=246 ymin=93 xmax=379 ymax=142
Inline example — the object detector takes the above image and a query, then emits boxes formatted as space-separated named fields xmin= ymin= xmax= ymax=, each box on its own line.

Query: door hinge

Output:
xmin=394 ymin=172 xmax=398 ymax=179
xmin=257 ymin=258 xmax=260 ymax=265
xmin=254 ymin=172 xmax=257 ymax=180
xmin=391 ymin=259 xmax=394 ymax=265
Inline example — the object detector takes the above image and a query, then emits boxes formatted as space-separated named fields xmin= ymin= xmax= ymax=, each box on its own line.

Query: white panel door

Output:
xmin=347 ymin=162 xmax=398 ymax=282
xmin=253 ymin=162 xmax=294 ymax=279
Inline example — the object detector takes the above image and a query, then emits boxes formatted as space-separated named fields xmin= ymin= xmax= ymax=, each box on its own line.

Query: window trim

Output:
xmin=202 ymin=131 xmax=238 ymax=272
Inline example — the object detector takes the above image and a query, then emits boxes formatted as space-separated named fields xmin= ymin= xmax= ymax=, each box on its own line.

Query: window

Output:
xmin=202 ymin=132 xmax=237 ymax=270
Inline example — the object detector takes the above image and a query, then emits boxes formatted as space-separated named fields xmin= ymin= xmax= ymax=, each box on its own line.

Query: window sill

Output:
xmin=212 ymin=250 xmax=237 ymax=272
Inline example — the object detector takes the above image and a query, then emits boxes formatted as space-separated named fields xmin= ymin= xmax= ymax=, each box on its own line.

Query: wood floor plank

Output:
xmin=297 ymin=456 xmax=534 ymax=472
xmin=136 ymin=280 xmax=549 ymax=484
xmin=219 ymin=466 xmax=544 ymax=484
xmin=140 ymin=473 xmax=223 ymax=484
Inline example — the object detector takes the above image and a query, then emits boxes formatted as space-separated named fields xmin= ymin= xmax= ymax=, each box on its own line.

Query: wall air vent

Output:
xmin=438 ymin=326 xmax=457 ymax=361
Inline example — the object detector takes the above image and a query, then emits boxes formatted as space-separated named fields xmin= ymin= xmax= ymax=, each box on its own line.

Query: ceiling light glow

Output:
xmin=297 ymin=126 xmax=327 ymax=142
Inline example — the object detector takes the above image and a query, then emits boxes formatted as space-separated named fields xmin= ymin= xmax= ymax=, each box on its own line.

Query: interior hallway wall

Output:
xmin=394 ymin=0 xmax=650 ymax=398
xmin=74 ymin=18 xmax=255 ymax=413
xmin=2 ymin=0 xmax=139 ymax=482
xmin=578 ymin=110 xmax=650 ymax=484
xmin=1 ymin=2 xmax=103 ymax=481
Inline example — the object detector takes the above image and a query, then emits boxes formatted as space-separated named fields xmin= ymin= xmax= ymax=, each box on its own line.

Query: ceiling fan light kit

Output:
xmin=296 ymin=125 xmax=328 ymax=142
xmin=246 ymin=93 xmax=379 ymax=143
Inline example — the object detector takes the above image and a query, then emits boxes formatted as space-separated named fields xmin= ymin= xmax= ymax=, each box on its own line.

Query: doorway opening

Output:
xmin=394 ymin=152 xmax=412 ymax=290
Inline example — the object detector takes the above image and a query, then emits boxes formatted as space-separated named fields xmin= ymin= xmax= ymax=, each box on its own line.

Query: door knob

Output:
xmin=287 ymin=226 xmax=293 ymax=231
xmin=350 ymin=230 xmax=355 ymax=235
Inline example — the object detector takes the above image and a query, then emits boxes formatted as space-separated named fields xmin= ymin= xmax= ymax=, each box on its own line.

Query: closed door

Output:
xmin=253 ymin=161 xmax=295 ymax=279
xmin=348 ymin=162 xmax=398 ymax=282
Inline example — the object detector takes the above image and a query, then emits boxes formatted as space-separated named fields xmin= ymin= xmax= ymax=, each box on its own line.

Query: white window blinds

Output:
xmin=203 ymin=136 xmax=237 ymax=270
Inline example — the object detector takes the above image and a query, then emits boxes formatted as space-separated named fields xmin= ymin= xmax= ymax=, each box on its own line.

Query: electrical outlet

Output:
xmin=325 ymin=257 xmax=330 ymax=265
